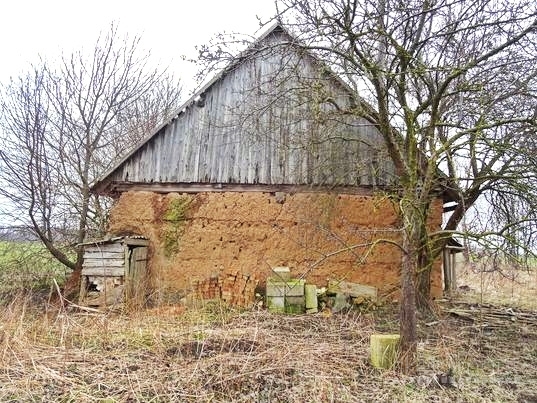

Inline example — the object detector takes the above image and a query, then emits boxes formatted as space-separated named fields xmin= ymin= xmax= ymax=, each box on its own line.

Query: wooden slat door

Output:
xmin=125 ymin=246 xmax=148 ymax=309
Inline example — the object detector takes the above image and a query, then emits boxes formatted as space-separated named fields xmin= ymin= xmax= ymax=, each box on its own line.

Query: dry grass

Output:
xmin=1 ymin=271 xmax=536 ymax=402
xmin=456 ymin=263 xmax=537 ymax=310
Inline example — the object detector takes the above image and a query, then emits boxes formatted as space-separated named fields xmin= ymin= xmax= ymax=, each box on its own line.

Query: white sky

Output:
xmin=0 ymin=0 xmax=277 ymax=92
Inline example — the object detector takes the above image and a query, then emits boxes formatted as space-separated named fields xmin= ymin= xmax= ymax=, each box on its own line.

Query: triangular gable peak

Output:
xmin=92 ymin=24 xmax=395 ymax=196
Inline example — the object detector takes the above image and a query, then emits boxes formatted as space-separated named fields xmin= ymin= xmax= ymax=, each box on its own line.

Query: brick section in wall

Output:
xmin=191 ymin=270 xmax=259 ymax=308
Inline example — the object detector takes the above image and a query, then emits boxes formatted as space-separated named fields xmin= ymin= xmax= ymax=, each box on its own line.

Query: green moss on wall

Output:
xmin=162 ymin=197 xmax=191 ymax=257
xmin=164 ymin=197 xmax=189 ymax=222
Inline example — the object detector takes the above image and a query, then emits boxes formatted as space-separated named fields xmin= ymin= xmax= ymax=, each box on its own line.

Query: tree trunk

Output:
xmin=416 ymin=250 xmax=434 ymax=312
xmin=62 ymin=267 xmax=82 ymax=301
xmin=399 ymin=230 xmax=418 ymax=374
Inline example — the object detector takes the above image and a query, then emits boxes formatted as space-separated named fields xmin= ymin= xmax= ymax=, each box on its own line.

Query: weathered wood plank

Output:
xmin=110 ymin=182 xmax=379 ymax=195
xmin=125 ymin=246 xmax=148 ymax=307
xmin=84 ymin=244 xmax=124 ymax=253
xmin=97 ymin=29 xmax=396 ymax=194
xmin=81 ymin=266 xmax=125 ymax=276
xmin=123 ymin=238 xmax=149 ymax=247
xmin=83 ymin=258 xmax=125 ymax=267
xmin=133 ymin=247 xmax=147 ymax=260
xmin=83 ymin=251 xmax=124 ymax=259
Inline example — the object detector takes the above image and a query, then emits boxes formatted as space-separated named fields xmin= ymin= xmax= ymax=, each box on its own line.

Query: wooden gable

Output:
xmin=92 ymin=25 xmax=396 ymax=196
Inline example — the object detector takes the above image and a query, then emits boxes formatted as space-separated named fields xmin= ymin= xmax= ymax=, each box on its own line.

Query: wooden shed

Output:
xmin=79 ymin=236 xmax=149 ymax=308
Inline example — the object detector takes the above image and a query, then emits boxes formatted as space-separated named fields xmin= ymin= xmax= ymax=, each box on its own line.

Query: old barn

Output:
xmin=89 ymin=24 xmax=446 ymax=307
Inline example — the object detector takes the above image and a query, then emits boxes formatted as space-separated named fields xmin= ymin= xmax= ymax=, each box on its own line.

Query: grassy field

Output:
xmin=0 ymin=265 xmax=536 ymax=402
xmin=0 ymin=241 xmax=68 ymax=302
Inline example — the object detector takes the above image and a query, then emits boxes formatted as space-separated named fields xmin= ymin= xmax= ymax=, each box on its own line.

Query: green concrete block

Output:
xmin=266 ymin=279 xmax=305 ymax=297
xmin=267 ymin=296 xmax=285 ymax=313
xmin=305 ymin=284 xmax=318 ymax=312
xmin=332 ymin=292 xmax=350 ymax=313
xmin=271 ymin=266 xmax=291 ymax=281
xmin=370 ymin=334 xmax=400 ymax=369
xmin=266 ymin=281 xmax=287 ymax=297
xmin=285 ymin=296 xmax=305 ymax=314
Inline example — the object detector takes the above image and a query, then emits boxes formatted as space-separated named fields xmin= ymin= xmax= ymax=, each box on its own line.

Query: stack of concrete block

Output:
xmin=266 ymin=267 xmax=306 ymax=314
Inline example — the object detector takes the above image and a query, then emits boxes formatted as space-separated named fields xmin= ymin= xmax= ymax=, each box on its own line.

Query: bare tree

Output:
xmin=199 ymin=0 xmax=537 ymax=372
xmin=0 ymin=25 xmax=182 ymax=294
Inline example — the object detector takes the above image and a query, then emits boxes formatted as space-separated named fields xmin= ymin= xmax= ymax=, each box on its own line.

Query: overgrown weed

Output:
xmin=0 ymin=270 xmax=535 ymax=401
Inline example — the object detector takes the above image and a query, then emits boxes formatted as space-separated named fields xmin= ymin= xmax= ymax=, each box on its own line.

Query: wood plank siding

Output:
xmin=93 ymin=26 xmax=395 ymax=195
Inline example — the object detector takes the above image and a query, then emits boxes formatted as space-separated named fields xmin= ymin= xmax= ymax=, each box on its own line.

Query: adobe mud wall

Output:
xmin=108 ymin=191 xmax=443 ymax=304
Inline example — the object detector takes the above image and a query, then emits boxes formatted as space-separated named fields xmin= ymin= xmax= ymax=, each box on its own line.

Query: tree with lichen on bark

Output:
xmin=198 ymin=0 xmax=537 ymax=373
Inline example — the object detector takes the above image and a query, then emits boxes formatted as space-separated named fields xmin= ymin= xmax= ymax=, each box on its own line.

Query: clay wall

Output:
xmin=108 ymin=191 xmax=443 ymax=304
